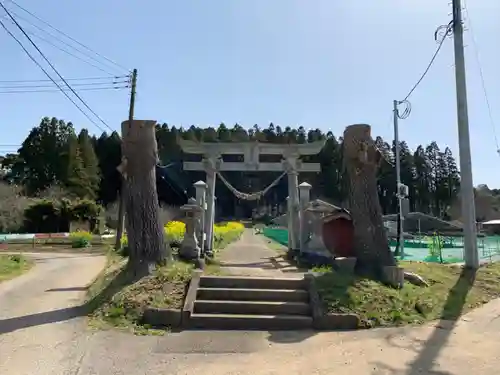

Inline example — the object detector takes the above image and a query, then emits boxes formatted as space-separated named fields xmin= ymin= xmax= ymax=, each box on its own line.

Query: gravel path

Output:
xmin=217 ymin=229 xmax=303 ymax=277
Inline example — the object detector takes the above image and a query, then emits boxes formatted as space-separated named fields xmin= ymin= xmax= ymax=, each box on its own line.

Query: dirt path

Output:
xmin=2 ymin=243 xmax=500 ymax=374
xmin=216 ymin=229 xmax=302 ymax=277
xmin=0 ymin=252 xmax=106 ymax=375
xmin=79 ymin=296 xmax=500 ymax=375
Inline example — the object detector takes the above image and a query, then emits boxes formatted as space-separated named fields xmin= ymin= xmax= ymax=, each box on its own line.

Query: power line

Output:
xmin=0 ymin=86 xmax=129 ymax=94
xmin=0 ymin=80 xmax=128 ymax=89
xmin=0 ymin=13 xmax=122 ymax=75
xmin=5 ymin=0 xmax=130 ymax=73
xmin=463 ymin=0 xmax=499 ymax=153
xmin=0 ymin=3 xmax=114 ymax=132
xmin=402 ymin=20 xmax=454 ymax=102
xmin=0 ymin=15 xmax=107 ymax=133
xmin=0 ymin=75 xmax=129 ymax=83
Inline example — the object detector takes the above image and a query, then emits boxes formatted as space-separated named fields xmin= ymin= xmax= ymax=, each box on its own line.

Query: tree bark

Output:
xmin=119 ymin=120 xmax=170 ymax=277
xmin=343 ymin=124 xmax=396 ymax=277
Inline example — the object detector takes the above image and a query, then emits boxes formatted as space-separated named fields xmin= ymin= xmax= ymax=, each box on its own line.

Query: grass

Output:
xmin=86 ymin=252 xmax=224 ymax=335
xmin=315 ymin=260 xmax=500 ymax=328
xmin=0 ymin=254 xmax=34 ymax=282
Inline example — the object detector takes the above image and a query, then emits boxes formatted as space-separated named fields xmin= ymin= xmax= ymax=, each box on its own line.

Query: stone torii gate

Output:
xmin=179 ymin=140 xmax=325 ymax=255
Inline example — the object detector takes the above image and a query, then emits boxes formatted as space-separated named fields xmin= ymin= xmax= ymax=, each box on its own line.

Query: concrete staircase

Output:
xmin=188 ymin=275 xmax=313 ymax=330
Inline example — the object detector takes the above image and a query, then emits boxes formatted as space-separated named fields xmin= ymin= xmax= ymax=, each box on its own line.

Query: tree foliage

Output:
xmin=1 ymin=116 xmax=496 ymax=223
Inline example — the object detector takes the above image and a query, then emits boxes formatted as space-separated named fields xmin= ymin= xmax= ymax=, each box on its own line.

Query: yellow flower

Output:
xmin=164 ymin=221 xmax=186 ymax=243
xmin=121 ymin=221 xmax=244 ymax=250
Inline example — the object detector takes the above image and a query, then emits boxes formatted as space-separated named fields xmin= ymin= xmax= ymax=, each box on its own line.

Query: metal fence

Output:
xmin=262 ymin=227 xmax=500 ymax=264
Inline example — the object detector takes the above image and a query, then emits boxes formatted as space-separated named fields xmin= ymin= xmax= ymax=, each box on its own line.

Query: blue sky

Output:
xmin=1 ymin=0 xmax=499 ymax=187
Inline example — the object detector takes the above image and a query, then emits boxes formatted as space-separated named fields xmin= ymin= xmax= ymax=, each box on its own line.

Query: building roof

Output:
xmin=383 ymin=212 xmax=463 ymax=234
xmin=307 ymin=199 xmax=347 ymax=213
xmin=482 ymin=219 xmax=500 ymax=225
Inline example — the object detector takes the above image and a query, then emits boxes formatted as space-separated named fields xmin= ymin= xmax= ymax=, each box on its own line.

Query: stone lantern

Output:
xmin=303 ymin=202 xmax=330 ymax=258
xmin=179 ymin=197 xmax=203 ymax=260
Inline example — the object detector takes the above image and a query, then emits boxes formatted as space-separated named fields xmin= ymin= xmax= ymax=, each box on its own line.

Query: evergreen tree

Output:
xmin=15 ymin=117 xmax=75 ymax=194
xmin=9 ymin=116 xmax=490 ymax=221
xmin=65 ymin=134 xmax=92 ymax=199
xmin=78 ymin=129 xmax=100 ymax=200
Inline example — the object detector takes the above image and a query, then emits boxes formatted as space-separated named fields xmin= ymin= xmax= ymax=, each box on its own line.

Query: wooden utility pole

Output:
xmin=119 ymin=120 xmax=168 ymax=276
xmin=115 ymin=68 xmax=137 ymax=251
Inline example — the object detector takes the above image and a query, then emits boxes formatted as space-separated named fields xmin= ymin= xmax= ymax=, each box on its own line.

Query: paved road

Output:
xmin=2 ymin=247 xmax=500 ymax=374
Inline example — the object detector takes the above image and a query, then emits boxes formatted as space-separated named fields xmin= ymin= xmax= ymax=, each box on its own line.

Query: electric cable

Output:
xmin=0 ymin=80 xmax=129 ymax=89
xmin=0 ymin=75 xmax=129 ymax=84
xmin=0 ymin=14 xmax=121 ymax=75
xmin=403 ymin=20 xmax=454 ymax=102
xmin=463 ymin=0 xmax=499 ymax=154
xmin=0 ymin=17 xmax=107 ymax=133
xmin=0 ymin=86 xmax=129 ymax=94
xmin=5 ymin=0 xmax=130 ymax=73
xmin=396 ymin=20 xmax=454 ymax=121
xmin=0 ymin=3 xmax=114 ymax=132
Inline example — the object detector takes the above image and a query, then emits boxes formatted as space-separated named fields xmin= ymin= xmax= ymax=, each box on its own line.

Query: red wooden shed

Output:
xmin=321 ymin=210 xmax=355 ymax=258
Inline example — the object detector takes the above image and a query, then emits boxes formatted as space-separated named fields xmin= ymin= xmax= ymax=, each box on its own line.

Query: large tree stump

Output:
xmin=343 ymin=124 xmax=396 ymax=278
xmin=119 ymin=120 xmax=170 ymax=277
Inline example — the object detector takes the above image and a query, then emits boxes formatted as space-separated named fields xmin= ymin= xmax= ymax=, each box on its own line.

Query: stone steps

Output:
xmin=199 ymin=275 xmax=307 ymax=290
xmin=189 ymin=313 xmax=312 ymax=330
xmin=197 ymin=287 xmax=309 ymax=302
xmin=194 ymin=300 xmax=311 ymax=315
xmin=186 ymin=275 xmax=313 ymax=330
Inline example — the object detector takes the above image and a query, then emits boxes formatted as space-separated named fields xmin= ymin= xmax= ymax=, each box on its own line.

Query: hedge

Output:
xmin=23 ymin=198 xmax=102 ymax=234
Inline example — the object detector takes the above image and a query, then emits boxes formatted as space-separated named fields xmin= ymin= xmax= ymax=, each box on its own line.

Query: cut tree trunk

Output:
xmin=119 ymin=120 xmax=170 ymax=277
xmin=342 ymin=124 xmax=396 ymax=278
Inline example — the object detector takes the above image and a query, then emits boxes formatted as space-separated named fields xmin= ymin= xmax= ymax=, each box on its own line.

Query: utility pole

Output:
xmin=452 ymin=0 xmax=478 ymax=269
xmin=115 ymin=68 xmax=137 ymax=251
xmin=393 ymin=100 xmax=405 ymax=259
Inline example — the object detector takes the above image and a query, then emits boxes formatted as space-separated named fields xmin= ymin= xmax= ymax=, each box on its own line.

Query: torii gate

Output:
xmin=179 ymin=140 xmax=325 ymax=255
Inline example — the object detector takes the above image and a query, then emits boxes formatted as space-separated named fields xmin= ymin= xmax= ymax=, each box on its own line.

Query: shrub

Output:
xmin=0 ymin=183 xmax=31 ymax=233
xmin=120 ymin=221 xmax=244 ymax=253
xmin=165 ymin=220 xmax=185 ymax=246
xmin=37 ymin=184 xmax=76 ymax=200
xmin=213 ymin=222 xmax=244 ymax=250
xmin=23 ymin=198 xmax=102 ymax=233
xmin=8 ymin=254 xmax=22 ymax=263
xmin=426 ymin=233 xmax=443 ymax=262
xmin=69 ymin=230 xmax=93 ymax=248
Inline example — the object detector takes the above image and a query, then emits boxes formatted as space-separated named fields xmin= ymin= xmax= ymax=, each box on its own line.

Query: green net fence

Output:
xmin=262 ymin=227 xmax=289 ymax=247
xmin=262 ymin=227 xmax=500 ymax=264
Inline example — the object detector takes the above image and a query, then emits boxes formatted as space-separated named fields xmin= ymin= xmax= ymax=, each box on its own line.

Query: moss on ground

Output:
xmin=0 ymin=254 xmax=34 ymax=282
xmin=316 ymin=261 xmax=500 ymax=328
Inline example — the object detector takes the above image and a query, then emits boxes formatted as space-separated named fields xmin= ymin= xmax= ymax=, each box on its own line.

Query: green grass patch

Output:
xmin=316 ymin=261 xmax=500 ymax=328
xmin=87 ymin=253 xmax=223 ymax=335
xmin=87 ymin=226 xmax=243 ymax=334
xmin=0 ymin=254 xmax=34 ymax=282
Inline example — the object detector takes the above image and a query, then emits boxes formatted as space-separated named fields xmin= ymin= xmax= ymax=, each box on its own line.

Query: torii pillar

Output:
xmin=179 ymin=140 xmax=325 ymax=256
